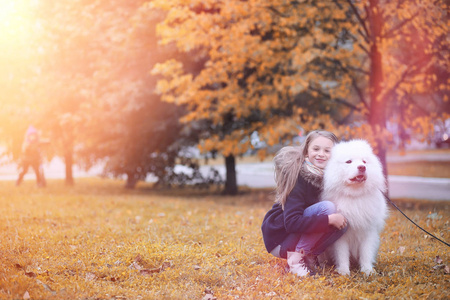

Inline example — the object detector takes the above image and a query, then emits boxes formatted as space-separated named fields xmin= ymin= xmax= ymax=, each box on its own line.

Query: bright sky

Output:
xmin=0 ymin=0 xmax=37 ymax=110
xmin=0 ymin=0 xmax=35 ymax=57
xmin=1 ymin=1 xmax=22 ymax=33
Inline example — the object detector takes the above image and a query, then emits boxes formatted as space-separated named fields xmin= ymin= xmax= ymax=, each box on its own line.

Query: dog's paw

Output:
xmin=361 ymin=267 xmax=375 ymax=275
xmin=336 ymin=267 xmax=350 ymax=276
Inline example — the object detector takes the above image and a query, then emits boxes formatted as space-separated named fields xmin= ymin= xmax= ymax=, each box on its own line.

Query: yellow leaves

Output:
xmin=149 ymin=0 xmax=448 ymax=163
xmin=151 ymin=59 xmax=184 ymax=78
xmin=199 ymin=138 xmax=218 ymax=153
xmin=152 ymin=60 xmax=193 ymax=104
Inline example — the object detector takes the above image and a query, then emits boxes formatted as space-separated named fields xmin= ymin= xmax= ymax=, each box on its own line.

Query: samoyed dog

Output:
xmin=321 ymin=140 xmax=388 ymax=275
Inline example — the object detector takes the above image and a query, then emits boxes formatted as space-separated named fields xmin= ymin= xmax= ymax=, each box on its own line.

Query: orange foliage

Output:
xmin=151 ymin=0 xmax=449 ymax=158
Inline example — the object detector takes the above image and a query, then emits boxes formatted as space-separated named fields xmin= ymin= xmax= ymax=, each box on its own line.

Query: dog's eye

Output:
xmin=346 ymin=160 xmax=352 ymax=164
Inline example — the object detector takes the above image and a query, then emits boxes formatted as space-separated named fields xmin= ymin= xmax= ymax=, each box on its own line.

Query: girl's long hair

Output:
xmin=273 ymin=130 xmax=338 ymax=208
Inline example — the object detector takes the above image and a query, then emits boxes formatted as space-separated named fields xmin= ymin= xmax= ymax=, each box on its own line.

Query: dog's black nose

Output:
xmin=358 ymin=165 xmax=366 ymax=172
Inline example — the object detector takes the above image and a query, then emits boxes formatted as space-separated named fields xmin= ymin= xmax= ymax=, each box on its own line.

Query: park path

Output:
xmin=223 ymin=152 xmax=450 ymax=201
xmin=229 ymin=163 xmax=450 ymax=201
xmin=1 ymin=152 xmax=449 ymax=201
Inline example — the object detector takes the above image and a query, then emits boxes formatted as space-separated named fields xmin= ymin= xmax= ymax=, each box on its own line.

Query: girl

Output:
xmin=261 ymin=130 xmax=348 ymax=277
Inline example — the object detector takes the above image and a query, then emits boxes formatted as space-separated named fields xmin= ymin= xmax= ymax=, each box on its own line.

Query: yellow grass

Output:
xmin=1 ymin=179 xmax=449 ymax=299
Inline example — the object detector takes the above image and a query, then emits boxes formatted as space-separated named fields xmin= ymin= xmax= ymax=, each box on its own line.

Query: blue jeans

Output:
xmin=271 ymin=201 xmax=348 ymax=259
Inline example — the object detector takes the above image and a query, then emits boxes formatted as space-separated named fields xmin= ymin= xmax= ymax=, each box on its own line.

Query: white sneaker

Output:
xmin=287 ymin=251 xmax=309 ymax=277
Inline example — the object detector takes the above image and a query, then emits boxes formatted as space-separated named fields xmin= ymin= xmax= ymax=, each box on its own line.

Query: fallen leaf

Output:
xmin=202 ymin=294 xmax=216 ymax=300
xmin=36 ymin=279 xmax=56 ymax=295
xmin=139 ymin=261 xmax=173 ymax=275
xmin=24 ymin=271 xmax=36 ymax=278
xmin=114 ymin=260 xmax=123 ymax=265
xmin=194 ymin=265 xmax=201 ymax=270
xmin=161 ymin=261 xmax=173 ymax=270
xmin=85 ymin=272 xmax=97 ymax=281
xmin=23 ymin=291 xmax=30 ymax=300
xmin=37 ymin=269 xmax=49 ymax=276
xmin=445 ymin=265 xmax=449 ymax=274
xmin=397 ymin=246 xmax=405 ymax=254
xmin=140 ymin=267 xmax=161 ymax=275
xmin=128 ymin=262 xmax=142 ymax=270
xmin=134 ymin=254 xmax=143 ymax=264
xmin=435 ymin=256 xmax=443 ymax=264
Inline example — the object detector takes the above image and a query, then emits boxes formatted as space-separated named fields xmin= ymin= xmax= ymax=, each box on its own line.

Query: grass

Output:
xmin=0 ymin=179 xmax=449 ymax=299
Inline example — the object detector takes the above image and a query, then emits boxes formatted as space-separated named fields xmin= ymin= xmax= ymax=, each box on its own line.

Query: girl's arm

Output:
xmin=283 ymin=176 xmax=329 ymax=234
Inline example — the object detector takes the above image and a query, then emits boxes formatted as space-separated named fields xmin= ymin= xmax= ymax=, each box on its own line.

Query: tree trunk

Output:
xmin=368 ymin=0 xmax=388 ymax=179
xmin=64 ymin=147 xmax=74 ymax=186
xmin=125 ymin=172 xmax=139 ymax=189
xmin=224 ymin=154 xmax=238 ymax=195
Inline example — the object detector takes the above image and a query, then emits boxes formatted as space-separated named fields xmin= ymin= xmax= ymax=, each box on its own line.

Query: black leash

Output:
xmin=383 ymin=192 xmax=450 ymax=248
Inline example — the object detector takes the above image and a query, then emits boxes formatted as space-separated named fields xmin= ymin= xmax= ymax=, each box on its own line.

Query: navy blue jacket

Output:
xmin=261 ymin=167 xmax=329 ymax=253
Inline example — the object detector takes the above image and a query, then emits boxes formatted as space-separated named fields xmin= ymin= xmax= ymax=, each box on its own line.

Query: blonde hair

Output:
xmin=273 ymin=130 xmax=338 ymax=208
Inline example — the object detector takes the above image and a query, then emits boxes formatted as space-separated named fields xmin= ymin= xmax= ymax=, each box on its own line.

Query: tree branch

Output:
xmin=309 ymin=86 xmax=361 ymax=111
xmin=404 ymin=94 xmax=431 ymax=116
xmin=356 ymin=28 xmax=370 ymax=44
xmin=337 ymin=109 xmax=356 ymax=125
xmin=346 ymin=0 xmax=370 ymax=43
xmin=351 ymin=78 xmax=369 ymax=110
xmin=331 ymin=0 xmax=343 ymax=9
xmin=382 ymin=10 xmax=420 ymax=39
xmin=357 ymin=41 xmax=370 ymax=56
xmin=266 ymin=6 xmax=289 ymax=18
xmin=384 ymin=57 xmax=433 ymax=101
xmin=325 ymin=57 xmax=369 ymax=76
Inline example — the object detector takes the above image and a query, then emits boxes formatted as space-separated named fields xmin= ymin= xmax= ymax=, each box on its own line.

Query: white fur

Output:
xmin=322 ymin=140 xmax=388 ymax=275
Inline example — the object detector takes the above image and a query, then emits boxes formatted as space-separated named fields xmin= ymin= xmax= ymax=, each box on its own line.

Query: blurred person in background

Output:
xmin=16 ymin=125 xmax=49 ymax=187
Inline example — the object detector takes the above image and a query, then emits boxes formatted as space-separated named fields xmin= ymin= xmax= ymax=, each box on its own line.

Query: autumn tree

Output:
xmin=28 ymin=0 xmax=111 ymax=185
xmin=150 ymin=0 xmax=344 ymax=194
xmin=79 ymin=2 xmax=207 ymax=188
xmin=151 ymin=0 xmax=448 ymax=191
xmin=0 ymin=0 xmax=211 ymax=188
xmin=317 ymin=0 xmax=449 ymax=175
xmin=31 ymin=0 xmax=185 ymax=187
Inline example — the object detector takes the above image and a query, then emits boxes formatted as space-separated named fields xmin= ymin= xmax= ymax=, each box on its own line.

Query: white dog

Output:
xmin=321 ymin=140 xmax=388 ymax=275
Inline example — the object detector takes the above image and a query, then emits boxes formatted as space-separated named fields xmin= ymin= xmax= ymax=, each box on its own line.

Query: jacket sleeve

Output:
xmin=283 ymin=176 xmax=329 ymax=234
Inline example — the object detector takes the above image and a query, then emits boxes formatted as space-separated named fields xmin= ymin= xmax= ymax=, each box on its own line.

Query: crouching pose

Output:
xmin=261 ymin=130 xmax=348 ymax=277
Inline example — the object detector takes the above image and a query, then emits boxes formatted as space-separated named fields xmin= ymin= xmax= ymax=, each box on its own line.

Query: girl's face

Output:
xmin=307 ymin=136 xmax=334 ymax=169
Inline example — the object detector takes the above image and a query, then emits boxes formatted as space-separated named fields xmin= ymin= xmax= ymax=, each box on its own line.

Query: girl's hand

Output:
xmin=328 ymin=213 xmax=347 ymax=230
